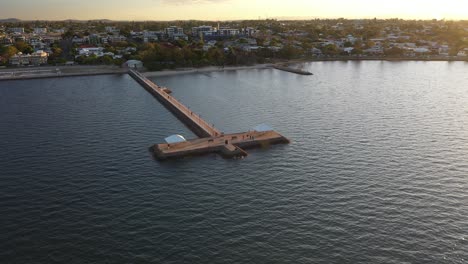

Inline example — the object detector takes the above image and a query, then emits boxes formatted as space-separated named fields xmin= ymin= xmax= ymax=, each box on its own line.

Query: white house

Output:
xmin=8 ymin=27 xmax=24 ymax=33
xmin=413 ymin=47 xmax=430 ymax=54
xmin=310 ymin=48 xmax=322 ymax=56
xmin=33 ymin=28 xmax=48 ymax=34
xmin=439 ymin=45 xmax=450 ymax=56
xmin=343 ymin=47 xmax=354 ymax=54
xmin=77 ymin=47 xmax=104 ymax=57
xmin=9 ymin=50 xmax=48 ymax=66
xmin=364 ymin=45 xmax=384 ymax=55
xmin=192 ymin=26 xmax=214 ymax=37
xmin=457 ymin=50 xmax=467 ymax=57
xmin=105 ymin=26 xmax=120 ymax=34
xmin=166 ymin=26 xmax=183 ymax=37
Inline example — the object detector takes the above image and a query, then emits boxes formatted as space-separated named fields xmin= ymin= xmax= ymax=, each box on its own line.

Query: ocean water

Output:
xmin=1 ymin=61 xmax=468 ymax=263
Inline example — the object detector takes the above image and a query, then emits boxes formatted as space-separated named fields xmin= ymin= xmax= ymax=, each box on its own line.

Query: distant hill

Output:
xmin=62 ymin=19 xmax=114 ymax=22
xmin=0 ymin=18 xmax=117 ymax=23
xmin=0 ymin=18 xmax=22 ymax=22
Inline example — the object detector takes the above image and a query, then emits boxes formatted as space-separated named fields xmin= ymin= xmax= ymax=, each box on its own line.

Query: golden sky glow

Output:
xmin=1 ymin=0 xmax=468 ymax=20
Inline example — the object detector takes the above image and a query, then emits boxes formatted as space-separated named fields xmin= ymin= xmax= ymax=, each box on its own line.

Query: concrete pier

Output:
xmin=129 ymin=69 xmax=290 ymax=160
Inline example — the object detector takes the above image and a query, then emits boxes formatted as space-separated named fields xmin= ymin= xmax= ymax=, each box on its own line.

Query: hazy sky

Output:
xmin=1 ymin=0 xmax=468 ymax=20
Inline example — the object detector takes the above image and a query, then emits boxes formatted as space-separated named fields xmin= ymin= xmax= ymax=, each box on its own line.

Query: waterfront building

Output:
xmin=9 ymin=51 xmax=48 ymax=66
xmin=77 ymin=47 xmax=104 ymax=57
xmin=143 ymin=30 xmax=164 ymax=42
xmin=343 ymin=47 xmax=355 ymax=54
xmin=192 ymin=26 xmax=214 ymax=37
xmin=165 ymin=26 xmax=184 ymax=38
xmin=413 ymin=47 xmax=430 ymax=54
xmin=310 ymin=47 xmax=323 ymax=56
xmin=165 ymin=26 xmax=187 ymax=40
xmin=172 ymin=33 xmax=188 ymax=41
xmin=439 ymin=45 xmax=450 ymax=56
xmin=192 ymin=24 xmax=252 ymax=40
xmin=8 ymin=27 xmax=24 ymax=33
xmin=219 ymin=27 xmax=240 ymax=36
xmin=345 ymin=34 xmax=359 ymax=44
xmin=28 ymin=37 xmax=47 ymax=50
xmin=87 ymin=34 xmax=102 ymax=45
xmin=0 ymin=37 xmax=13 ymax=45
xmin=33 ymin=28 xmax=48 ymax=34
xmin=241 ymin=45 xmax=260 ymax=52
xmin=105 ymin=26 xmax=120 ymax=34
xmin=107 ymin=35 xmax=128 ymax=43
xmin=242 ymin=27 xmax=257 ymax=37
xmin=71 ymin=36 xmax=86 ymax=44
xmin=42 ymin=35 xmax=62 ymax=44
xmin=363 ymin=45 xmax=384 ymax=55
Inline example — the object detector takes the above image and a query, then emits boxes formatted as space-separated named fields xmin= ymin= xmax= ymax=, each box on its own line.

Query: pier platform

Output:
xmin=151 ymin=130 xmax=289 ymax=160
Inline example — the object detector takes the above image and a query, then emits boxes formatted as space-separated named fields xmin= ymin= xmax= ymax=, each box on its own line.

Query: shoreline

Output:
xmin=142 ymin=57 xmax=468 ymax=77
xmin=1 ymin=57 xmax=467 ymax=80
xmin=296 ymin=56 xmax=468 ymax=63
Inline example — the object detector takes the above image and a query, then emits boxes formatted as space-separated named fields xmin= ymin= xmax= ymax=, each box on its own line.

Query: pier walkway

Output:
xmin=129 ymin=69 xmax=289 ymax=160
xmin=129 ymin=69 xmax=221 ymax=138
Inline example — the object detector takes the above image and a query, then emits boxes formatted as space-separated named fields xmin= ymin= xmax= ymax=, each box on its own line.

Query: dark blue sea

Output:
xmin=1 ymin=61 xmax=467 ymax=263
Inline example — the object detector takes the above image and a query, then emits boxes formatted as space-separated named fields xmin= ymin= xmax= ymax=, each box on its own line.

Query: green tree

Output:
xmin=279 ymin=45 xmax=301 ymax=59
xmin=384 ymin=47 xmax=404 ymax=56
xmin=351 ymin=47 xmax=363 ymax=55
xmin=344 ymin=41 xmax=353 ymax=47
xmin=322 ymin=44 xmax=339 ymax=56
xmin=206 ymin=47 xmax=225 ymax=66
xmin=14 ymin=41 xmax=34 ymax=54
xmin=2 ymin=45 xmax=19 ymax=58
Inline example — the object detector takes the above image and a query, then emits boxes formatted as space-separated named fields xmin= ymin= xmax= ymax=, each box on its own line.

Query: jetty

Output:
xmin=273 ymin=65 xmax=313 ymax=75
xmin=128 ymin=69 xmax=290 ymax=160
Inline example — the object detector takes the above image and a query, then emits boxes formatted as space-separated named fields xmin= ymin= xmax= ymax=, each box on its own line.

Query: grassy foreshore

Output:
xmin=0 ymin=65 xmax=126 ymax=81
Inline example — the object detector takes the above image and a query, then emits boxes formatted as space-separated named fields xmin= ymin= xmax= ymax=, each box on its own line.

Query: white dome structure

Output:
xmin=165 ymin=134 xmax=187 ymax=144
xmin=123 ymin=60 xmax=143 ymax=69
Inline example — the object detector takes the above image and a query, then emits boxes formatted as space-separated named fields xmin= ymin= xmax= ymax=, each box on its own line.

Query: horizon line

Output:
xmin=2 ymin=17 xmax=468 ymax=22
